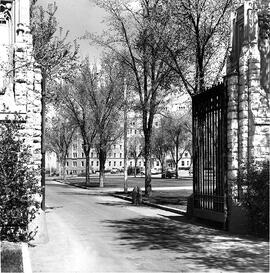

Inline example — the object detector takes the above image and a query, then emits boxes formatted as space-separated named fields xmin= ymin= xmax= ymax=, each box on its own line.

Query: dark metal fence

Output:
xmin=192 ymin=84 xmax=227 ymax=223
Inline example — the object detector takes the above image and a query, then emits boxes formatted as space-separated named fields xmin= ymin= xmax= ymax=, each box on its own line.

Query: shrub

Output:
xmin=0 ymin=120 xmax=41 ymax=242
xmin=242 ymin=161 xmax=269 ymax=238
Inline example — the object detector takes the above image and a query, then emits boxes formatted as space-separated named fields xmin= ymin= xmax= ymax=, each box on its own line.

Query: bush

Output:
xmin=242 ymin=161 xmax=269 ymax=238
xmin=0 ymin=121 xmax=41 ymax=242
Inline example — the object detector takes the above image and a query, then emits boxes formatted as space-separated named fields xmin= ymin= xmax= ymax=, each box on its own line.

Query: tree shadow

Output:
xmin=102 ymin=216 xmax=269 ymax=272
xmin=96 ymin=201 xmax=130 ymax=207
xmin=45 ymin=206 xmax=63 ymax=214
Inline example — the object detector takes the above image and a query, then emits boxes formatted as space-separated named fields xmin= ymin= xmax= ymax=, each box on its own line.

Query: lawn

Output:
xmin=52 ymin=175 xmax=193 ymax=212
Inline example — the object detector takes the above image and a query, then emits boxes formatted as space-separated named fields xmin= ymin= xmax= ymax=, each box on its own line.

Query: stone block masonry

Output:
xmin=0 ymin=0 xmax=42 ymax=179
xmin=225 ymin=0 xmax=270 ymax=233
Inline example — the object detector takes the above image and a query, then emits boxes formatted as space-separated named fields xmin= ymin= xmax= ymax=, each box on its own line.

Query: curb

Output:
xmin=112 ymin=193 xmax=187 ymax=216
xmin=56 ymin=179 xmax=187 ymax=216
xmin=22 ymin=243 xmax=32 ymax=273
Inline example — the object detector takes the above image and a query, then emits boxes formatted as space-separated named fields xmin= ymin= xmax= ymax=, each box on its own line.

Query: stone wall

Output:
xmin=0 ymin=0 xmax=42 ymax=179
xmin=226 ymin=0 xmax=270 ymax=233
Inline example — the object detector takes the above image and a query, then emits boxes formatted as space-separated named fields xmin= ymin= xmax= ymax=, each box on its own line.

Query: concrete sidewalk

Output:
xmin=29 ymin=180 xmax=269 ymax=273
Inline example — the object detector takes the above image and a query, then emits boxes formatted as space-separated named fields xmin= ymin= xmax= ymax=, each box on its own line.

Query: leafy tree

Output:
xmin=88 ymin=0 xmax=176 ymax=196
xmin=0 ymin=120 xmax=41 ymax=242
xmin=165 ymin=0 xmax=232 ymax=95
xmin=151 ymin=120 xmax=170 ymax=176
xmin=30 ymin=1 xmax=79 ymax=208
xmin=88 ymin=57 xmax=124 ymax=187
xmin=56 ymin=78 xmax=97 ymax=186
xmin=164 ymin=111 xmax=192 ymax=178
xmin=46 ymin=109 xmax=76 ymax=181
xmin=128 ymin=134 xmax=144 ymax=177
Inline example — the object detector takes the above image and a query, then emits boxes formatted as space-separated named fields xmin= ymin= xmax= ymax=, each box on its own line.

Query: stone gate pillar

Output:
xmin=0 ymin=0 xmax=42 ymax=171
xmin=225 ymin=0 xmax=270 ymax=233
xmin=0 ymin=0 xmax=46 ymax=242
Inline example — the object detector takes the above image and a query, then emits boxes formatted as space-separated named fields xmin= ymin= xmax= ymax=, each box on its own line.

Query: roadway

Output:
xmin=29 ymin=179 xmax=269 ymax=272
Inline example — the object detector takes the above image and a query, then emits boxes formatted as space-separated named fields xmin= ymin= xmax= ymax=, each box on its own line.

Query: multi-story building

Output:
xmin=51 ymin=90 xmax=193 ymax=175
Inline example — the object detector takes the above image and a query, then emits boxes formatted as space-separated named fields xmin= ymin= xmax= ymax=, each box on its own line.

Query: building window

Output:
xmin=135 ymin=129 xmax=137 ymax=134
xmin=73 ymin=144 xmax=77 ymax=150
xmin=185 ymin=152 xmax=188 ymax=157
xmin=187 ymin=161 xmax=189 ymax=166
xmin=120 ymin=161 xmax=122 ymax=166
xmin=82 ymin=153 xmax=84 ymax=157
xmin=155 ymin=122 xmax=158 ymax=126
xmin=120 ymin=153 xmax=122 ymax=158
xmin=73 ymin=153 xmax=77 ymax=158
xmin=109 ymin=161 xmax=111 ymax=166
xmin=91 ymin=152 xmax=94 ymax=158
xmin=156 ymin=161 xmax=159 ymax=167
xmin=114 ymin=145 xmax=116 ymax=149
xmin=139 ymin=161 xmax=141 ymax=166
xmin=181 ymin=161 xmax=185 ymax=166
xmin=114 ymin=161 xmax=116 ymax=167
xmin=81 ymin=161 xmax=84 ymax=167
xmin=66 ymin=162 xmax=69 ymax=166
xmin=130 ymin=161 xmax=132 ymax=166
xmin=72 ymin=170 xmax=77 ymax=174
xmin=109 ymin=152 xmax=112 ymax=157
xmin=91 ymin=161 xmax=94 ymax=166
xmin=120 ymin=145 xmax=122 ymax=149
xmin=73 ymin=161 xmax=77 ymax=167
xmin=114 ymin=153 xmax=116 ymax=158
xmin=96 ymin=161 xmax=99 ymax=166
xmin=67 ymin=153 xmax=69 ymax=158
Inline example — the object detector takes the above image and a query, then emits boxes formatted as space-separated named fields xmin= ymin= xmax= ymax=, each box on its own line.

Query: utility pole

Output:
xmin=123 ymin=80 xmax=128 ymax=193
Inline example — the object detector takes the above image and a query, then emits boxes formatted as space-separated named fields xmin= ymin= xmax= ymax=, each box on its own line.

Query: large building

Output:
xmin=59 ymin=91 xmax=192 ymax=176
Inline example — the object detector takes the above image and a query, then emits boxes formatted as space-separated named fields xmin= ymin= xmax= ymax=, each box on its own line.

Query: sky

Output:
xmin=38 ymin=0 xmax=107 ymax=61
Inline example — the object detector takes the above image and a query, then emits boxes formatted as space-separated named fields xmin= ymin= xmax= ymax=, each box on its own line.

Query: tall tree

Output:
xmin=30 ymin=2 xmax=78 ymax=209
xmin=88 ymin=0 xmax=176 ymax=196
xmin=57 ymin=77 xmax=97 ymax=186
xmin=151 ymin=119 xmax=170 ymax=176
xmin=165 ymin=0 xmax=232 ymax=95
xmin=128 ymin=134 xmax=144 ymax=177
xmin=46 ymin=110 xmax=76 ymax=182
xmin=164 ymin=111 xmax=192 ymax=178
xmin=87 ymin=57 xmax=124 ymax=187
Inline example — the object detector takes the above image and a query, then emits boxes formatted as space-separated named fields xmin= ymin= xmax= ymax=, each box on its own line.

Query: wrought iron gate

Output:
xmin=192 ymin=83 xmax=227 ymax=223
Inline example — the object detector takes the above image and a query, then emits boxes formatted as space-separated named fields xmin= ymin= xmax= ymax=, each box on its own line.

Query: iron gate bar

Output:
xmin=192 ymin=83 xmax=227 ymax=223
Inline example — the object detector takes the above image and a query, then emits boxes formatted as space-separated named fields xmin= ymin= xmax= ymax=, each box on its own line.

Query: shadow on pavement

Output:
xmin=103 ymin=216 xmax=269 ymax=272
xmin=96 ymin=201 xmax=130 ymax=207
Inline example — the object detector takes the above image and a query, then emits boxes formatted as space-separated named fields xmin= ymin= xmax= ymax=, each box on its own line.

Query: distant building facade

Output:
xmin=60 ymin=91 xmax=192 ymax=175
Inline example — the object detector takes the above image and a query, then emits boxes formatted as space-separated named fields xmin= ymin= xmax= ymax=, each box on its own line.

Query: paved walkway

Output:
xmin=29 ymin=180 xmax=269 ymax=272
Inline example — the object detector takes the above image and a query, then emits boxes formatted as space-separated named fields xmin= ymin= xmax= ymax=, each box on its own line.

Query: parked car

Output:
xmin=151 ymin=167 xmax=162 ymax=174
xmin=162 ymin=168 xmax=176 ymax=178
xmin=111 ymin=168 xmax=120 ymax=174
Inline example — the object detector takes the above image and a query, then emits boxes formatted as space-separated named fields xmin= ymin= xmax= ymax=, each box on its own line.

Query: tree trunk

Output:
xmin=144 ymin=132 xmax=152 ymax=196
xmin=85 ymin=151 xmax=90 ymax=185
xmin=161 ymin=159 xmax=165 ymax=178
xmin=134 ymin=158 xmax=138 ymax=177
xmin=41 ymin=72 xmax=46 ymax=210
xmin=123 ymin=84 xmax=128 ymax=192
xmin=175 ymin=138 xmax=179 ymax=179
xmin=99 ymin=148 xmax=106 ymax=188
xmin=63 ymin=157 xmax=67 ymax=182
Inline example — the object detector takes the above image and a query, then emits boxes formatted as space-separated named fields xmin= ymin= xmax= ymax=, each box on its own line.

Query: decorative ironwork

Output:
xmin=192 ymin=83 xmax=227 ymax=223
